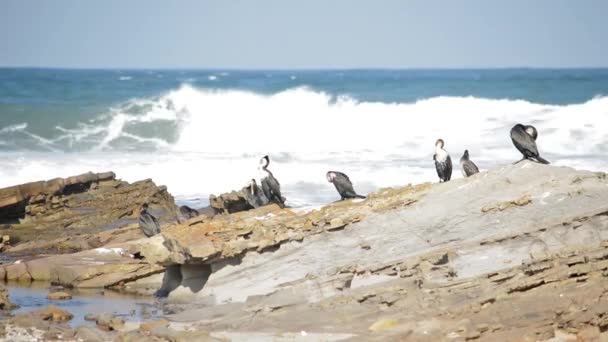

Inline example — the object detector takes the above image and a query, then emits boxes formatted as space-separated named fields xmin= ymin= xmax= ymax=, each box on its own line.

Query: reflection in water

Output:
xmin=7 ymin=282 xmax=163 ymax=327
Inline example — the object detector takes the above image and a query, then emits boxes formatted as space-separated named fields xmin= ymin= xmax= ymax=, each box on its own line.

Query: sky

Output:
xmin=1 ymin=0 xmax=607 ymax=69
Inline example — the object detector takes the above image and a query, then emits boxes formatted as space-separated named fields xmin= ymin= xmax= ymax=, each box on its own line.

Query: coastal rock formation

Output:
xmin=0 ymin=237 xmax=164 ymax=288
xmin=0 ymin=172 xmax=177 ymax=255
xmin=0 ymin=172 xmax=114 ymax=222
xmin=209 ymin=187 xmax=256 ymax=215
xmin=147 ymin=162 xmax=608 ymax=340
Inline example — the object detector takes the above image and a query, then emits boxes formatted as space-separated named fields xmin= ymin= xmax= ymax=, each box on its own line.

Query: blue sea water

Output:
xmin=1 ymin=68 xmax=607 ymax=208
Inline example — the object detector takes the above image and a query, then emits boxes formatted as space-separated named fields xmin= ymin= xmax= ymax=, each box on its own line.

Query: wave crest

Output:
xmin=2 ymin=84 xmax=608 ymax=161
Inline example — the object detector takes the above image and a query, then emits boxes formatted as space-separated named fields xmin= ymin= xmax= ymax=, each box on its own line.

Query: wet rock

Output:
xmin=46 ymin=291 xmax=72 ymax=300
xmin=84 ymin=313 xmax=97 ymax=322
xmin=0 ymin=284 xmax=14 ymax=311
xmin=0 ymin=245 xmax=164 ymax=289
xmin=209 ymin=187 xmax=255 ymax=215
xmin=31 ymin=305 xmax=73 ymax=322
xmin=4 ymin=262 xmax=30 ymax=282
xmin=90 ymin=313 xmax=125 ymax=331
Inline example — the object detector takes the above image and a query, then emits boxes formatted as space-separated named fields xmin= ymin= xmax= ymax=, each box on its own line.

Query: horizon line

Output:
xmin=1 ymin=66 xmax=608 ymax=71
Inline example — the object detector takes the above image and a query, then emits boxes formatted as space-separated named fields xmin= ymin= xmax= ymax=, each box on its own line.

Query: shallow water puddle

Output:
xmin=6 ymin=282 xmax=163 ymax=327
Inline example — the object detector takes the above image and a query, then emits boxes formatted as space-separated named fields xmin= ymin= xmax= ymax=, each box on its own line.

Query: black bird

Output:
xmin=433 ymin=138 xmax=452 ymax=182
xmin=326 ymin=171 xmax=366 ymax=200
xmin=510 ymin=124 xmax=550 ymax=164
xmin=177 ymin=205 xmax=199 ymax=223
xmin=139 ymin=203 xmax=160 ymax=237
xmin=258 ymin=155 xmax=286 ymax=208
xmin=244 ymin=178 xmax=269 ymax=208
xmin=460 ymin=150 xmax=480 ymax=177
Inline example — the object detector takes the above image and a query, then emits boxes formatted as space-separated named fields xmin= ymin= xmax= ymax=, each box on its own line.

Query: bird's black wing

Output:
xmin=333 ymin=173 xmax=358 ymax=198
xmin=435 ymin=156 xmax=452 ymax=182
xmin=511 ymin=125 xmax=539 ymax=158
xmin=445 ymin=155 xmax=453 ymax=181
xmin=139 ymin=212 xmax=160 ymax=237
xmin=462 ymin=160 xmax=479 ymax=177
xmin=262 ymin=175 xmax=285 ymax=208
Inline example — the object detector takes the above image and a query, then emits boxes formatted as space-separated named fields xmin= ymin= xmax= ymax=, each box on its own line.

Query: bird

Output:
xmin=258 ymin=155 xmax=286 ymax=208
xmin=177 ymin=205 xmax=199 ymax=223
xmin=326 ymin=171 xmax=366 ymax=200
xmin=510 ymin=124 xmax=550 ymax=164
xmin=433 ymin=138 xmax=453 ymax=182
xmin=244 ymin=178 xmax=269 ymax=208
xmin=460 ymin=150 xmax=480 ymax=177
xmin=138 ymin=203 xmax=160 ymax=237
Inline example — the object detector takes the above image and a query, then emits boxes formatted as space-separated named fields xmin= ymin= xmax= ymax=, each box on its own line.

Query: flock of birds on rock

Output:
xmin=138 ymin=123 xmax=549 ymax=237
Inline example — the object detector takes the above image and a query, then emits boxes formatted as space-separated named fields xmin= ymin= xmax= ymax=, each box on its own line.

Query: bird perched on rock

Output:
xmin=433 ymin=139 xmax=452 ymax=182
xmin=258 ymin=155 xmax=286 ymax=208
xmin=177 ymin=205 xmax=199 ymax=223
xmin=460 ymin=150 xmax=480 ymax=177
xmin=244 ymin=178 xmax=269 ymax=208
xmin=326 ymin=171 xmax=366 ymax=200
xmin=510 ymin=124 xmax=550 ymax=164
xmin=139 ymin=203 xmax=160 ymax=237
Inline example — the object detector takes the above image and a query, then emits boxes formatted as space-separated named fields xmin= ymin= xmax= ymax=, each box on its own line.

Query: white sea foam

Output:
xmin=119 ymin=76 xmax=132 ymax=81
xmin=0 ymin=123 xmax=28 ymax=133
xmin=1 ymin=85 xmax=607 ymax=208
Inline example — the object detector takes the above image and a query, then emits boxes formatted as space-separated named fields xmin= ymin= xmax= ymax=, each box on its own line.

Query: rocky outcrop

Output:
xmin=0 ymin=172 xmax=114 ymax=222
xmin=146 ymin=162 xmax=608 ymax=340
xmin=209 ymin=187 xmax=256 ymax=215
xmin=0 ymin=236 xmax=164 ymax=288
xmin=0 ymin=172 xmax=177 ymax=255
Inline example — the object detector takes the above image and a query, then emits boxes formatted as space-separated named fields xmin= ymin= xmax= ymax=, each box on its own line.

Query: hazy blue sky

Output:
xmin=1 ymin=0 xmax=607 ymax=68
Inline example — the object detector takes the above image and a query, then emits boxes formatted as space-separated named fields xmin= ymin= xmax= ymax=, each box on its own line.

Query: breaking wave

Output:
xmin=2 ymin=84 xmax=606 ymax=157
xmin=1 ymin=85 xmax=607 ymax=207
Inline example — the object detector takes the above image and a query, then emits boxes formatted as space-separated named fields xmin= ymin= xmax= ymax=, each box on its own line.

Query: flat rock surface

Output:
xmin=1 ymin=237 xmax=164 ymax=287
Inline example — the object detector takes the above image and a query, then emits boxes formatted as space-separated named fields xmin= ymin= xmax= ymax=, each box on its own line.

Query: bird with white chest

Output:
xmin=433 ymin=138 xmax=452 ymax=182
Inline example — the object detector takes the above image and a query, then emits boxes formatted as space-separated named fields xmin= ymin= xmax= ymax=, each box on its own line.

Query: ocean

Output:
xmin=1 ymin=68 xmax=607 ymax=209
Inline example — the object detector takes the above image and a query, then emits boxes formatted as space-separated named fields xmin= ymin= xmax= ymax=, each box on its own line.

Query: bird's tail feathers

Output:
xmin=535 ymin=156 xmax=550 ymax=164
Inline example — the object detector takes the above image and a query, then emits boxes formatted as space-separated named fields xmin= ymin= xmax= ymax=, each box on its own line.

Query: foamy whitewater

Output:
xmin=1 ymin=69 xmax=607 ymax=209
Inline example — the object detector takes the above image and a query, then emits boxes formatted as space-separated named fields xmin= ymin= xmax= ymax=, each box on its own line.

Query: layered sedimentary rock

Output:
xmin=0 ymin=172 xmax=177 ymax=255
xmin=209 ymin=186 xmax=256 ymax=215
xmin=0 ymin=172 xmax=114 ymax=221
xmin=144 ymin=162 xmax=608 ymax=340
xmin=0 ymin=236 xmax=165 ymax=287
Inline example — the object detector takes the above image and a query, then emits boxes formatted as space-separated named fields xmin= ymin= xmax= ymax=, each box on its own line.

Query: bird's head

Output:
xmin=326 ymin=171 xmax=336 ymax=183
